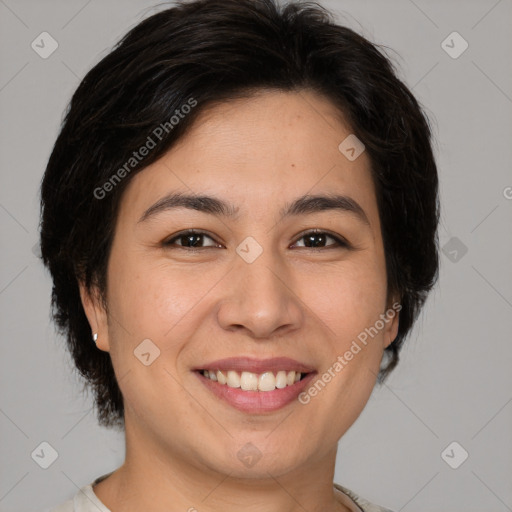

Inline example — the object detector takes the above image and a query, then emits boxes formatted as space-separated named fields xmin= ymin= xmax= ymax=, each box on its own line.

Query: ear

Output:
xmin=78 ymin=280 xmax=111 ymax=352
xmin=383 ymin=298 xmax=401 ymax=349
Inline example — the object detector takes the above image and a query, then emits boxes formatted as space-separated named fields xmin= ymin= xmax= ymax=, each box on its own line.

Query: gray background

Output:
xmin=1 ymin=0 xmax=511 ymax=510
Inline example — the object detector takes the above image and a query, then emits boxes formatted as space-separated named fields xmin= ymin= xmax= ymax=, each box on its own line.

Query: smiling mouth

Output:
xmin=197 ymin=369 xmax=309 ymax=392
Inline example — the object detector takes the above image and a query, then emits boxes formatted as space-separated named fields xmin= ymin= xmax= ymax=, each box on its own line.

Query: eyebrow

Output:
xmin=138 ymin=191 xmax=370 ymax=226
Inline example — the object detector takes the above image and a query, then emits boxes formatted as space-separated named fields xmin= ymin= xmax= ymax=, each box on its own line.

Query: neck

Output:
xmin=93 ymin=413 xmax=351 ymax=512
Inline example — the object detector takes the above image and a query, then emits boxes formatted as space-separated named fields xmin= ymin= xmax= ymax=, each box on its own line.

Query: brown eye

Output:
xmin=164 ymin=230 xmax=221 ymax=249
xmin=292 ymin=230 xmax=348 ymax=249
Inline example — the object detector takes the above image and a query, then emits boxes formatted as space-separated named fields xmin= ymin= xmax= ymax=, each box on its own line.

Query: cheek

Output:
xmin=109 ymin=256 xmax=213 ymax=340
xmin=104 ymin=259 xmax=206 ymax=412
xmin=305 ymin=260 xmax=388 ymax=346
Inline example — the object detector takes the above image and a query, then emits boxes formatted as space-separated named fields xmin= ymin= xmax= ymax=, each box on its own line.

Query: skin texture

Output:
xmin=79 ymin=90 xmax=399 ymax=512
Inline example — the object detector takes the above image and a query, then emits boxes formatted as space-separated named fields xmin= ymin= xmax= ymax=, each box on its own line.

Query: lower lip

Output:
xmin=195 ymin=371 xmax=317 ymax=413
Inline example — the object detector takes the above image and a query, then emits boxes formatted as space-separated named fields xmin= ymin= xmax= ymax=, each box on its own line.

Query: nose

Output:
xmin=216 ymin=246 xmax=304 ymax=339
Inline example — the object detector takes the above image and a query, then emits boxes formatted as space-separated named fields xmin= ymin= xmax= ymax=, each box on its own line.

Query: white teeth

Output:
xmin=226 ymin=370 xmax=241 ymax=388
xmin=258 ymin=372 xmax=276 ymax=391
xmin=240 ymin=371 xmax=259 ymax=391
xmin=275 ymin=370 xmax=287 ymax=389
xmin=201 ymin=369 xmax=306 ymax=391
xmin=217 ymin=370 xmax=227 ymax=385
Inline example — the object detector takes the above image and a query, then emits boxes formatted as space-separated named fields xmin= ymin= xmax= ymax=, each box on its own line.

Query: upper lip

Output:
xmin=194 ymin=357 xmax=316 ymax=374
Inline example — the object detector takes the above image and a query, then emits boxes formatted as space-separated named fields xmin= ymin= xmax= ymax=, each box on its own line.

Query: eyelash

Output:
xmin=162 ymin=229 xmax=349 ymax=251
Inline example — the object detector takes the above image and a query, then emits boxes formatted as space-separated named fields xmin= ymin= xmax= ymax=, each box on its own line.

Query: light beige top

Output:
xmin=47 ymin=471 xmax=395 ymax=512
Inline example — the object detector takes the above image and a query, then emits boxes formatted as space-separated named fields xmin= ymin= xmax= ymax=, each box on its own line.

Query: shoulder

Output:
xmin=47 ymin=472 xmax=113 ymax=512
xmin=334 ymin=483 xmax=396 ymax=512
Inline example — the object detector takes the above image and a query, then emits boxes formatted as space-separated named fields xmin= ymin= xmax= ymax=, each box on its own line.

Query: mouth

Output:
xmin=197 ymin=369 xmax=309 ymax=391
xmin=193 ymin=357 xmax=316 ymax=413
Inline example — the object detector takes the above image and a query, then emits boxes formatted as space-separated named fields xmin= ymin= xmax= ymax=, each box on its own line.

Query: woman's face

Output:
xmin=82 ymin=90 xmax=399 ymax=478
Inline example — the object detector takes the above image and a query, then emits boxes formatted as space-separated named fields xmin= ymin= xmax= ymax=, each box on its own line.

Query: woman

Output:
xmin=40 ymin=0 xmax=439 ymax=510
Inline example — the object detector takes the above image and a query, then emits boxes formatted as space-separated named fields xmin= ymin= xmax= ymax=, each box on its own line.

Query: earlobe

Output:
xmin=385 ymin=315 xmax=399 ymax=349
xmin=383 ymin=299 xmax=401 ymax=349
xmin=78 ymin=280 xmax=111 ymax=352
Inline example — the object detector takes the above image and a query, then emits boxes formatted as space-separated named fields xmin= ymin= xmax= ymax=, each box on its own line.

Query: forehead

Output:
xmin=118 ymin=90 xmax=378 ymax=226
